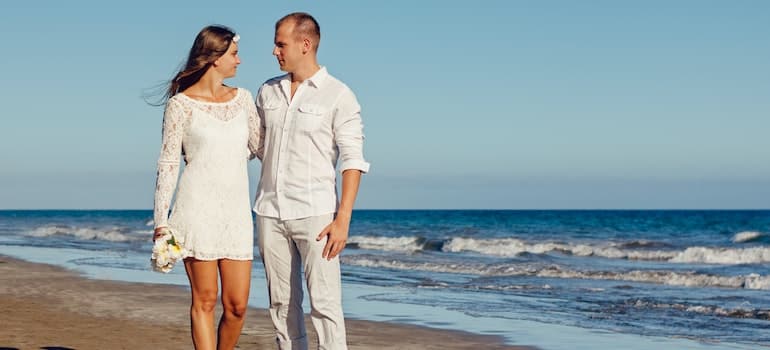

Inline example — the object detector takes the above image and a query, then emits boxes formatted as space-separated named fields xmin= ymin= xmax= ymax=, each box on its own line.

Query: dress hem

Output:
xmin=182 ymin=253 xmax=254 ymax=261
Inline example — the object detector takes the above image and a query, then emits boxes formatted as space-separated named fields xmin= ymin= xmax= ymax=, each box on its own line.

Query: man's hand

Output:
xmin=316 ymin=215 xmax=351 ymax=260
xmin=316 ymin=169 xmax=361 ymax=260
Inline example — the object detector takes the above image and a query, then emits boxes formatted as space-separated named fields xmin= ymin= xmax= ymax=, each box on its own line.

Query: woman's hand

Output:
xmin=153 ymin=227 xmax=168 ymax=242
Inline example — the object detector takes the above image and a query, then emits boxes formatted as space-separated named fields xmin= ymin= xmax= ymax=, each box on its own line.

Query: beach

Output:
xmin=0 ymin=255 xmax=532 ymax=350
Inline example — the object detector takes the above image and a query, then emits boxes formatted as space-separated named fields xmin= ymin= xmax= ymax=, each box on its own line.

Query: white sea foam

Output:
xmin=732 ymin=231 xmax=765 ymax=243
xmin=26 ymin=225 xmax=140 ymax=242
xmin=518 ymin=267 xmax=769 ymax=290
xmin=475 ymin=284 xmax=553 ymax=291
xmin=441 ymin=237 xmax=770 ymax=265
xmin=344 ymin=257 xmax=488 ymax=276
xmin=348 ymin=236 xmax=423 ymax=252
xmin=349 ymin=235 xmax=770 ymax=265
xmin=668 ymin=246 xmax=770 ymax=265
xmin=442 ymin=237 xmax=680 ymax=260
xmin=342 ymin=256 xmax=770 ymax=290
xmin=628 ymin=299 xmax=769 ymax=320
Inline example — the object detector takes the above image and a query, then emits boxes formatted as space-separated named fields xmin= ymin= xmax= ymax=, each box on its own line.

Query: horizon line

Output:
xmin=1 ymin=208 xmax=768 ymax=211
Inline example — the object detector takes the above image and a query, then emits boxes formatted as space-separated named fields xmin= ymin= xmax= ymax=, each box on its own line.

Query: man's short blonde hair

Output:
xmin=276 ymin=12 xmax=321 ymax=51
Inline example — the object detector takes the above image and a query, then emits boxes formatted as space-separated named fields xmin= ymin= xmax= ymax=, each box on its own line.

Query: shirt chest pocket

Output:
xmin=262 ymin=99 xmax=285 ymax=128
xmin=295 ymin=104 xmax=326 ymax=133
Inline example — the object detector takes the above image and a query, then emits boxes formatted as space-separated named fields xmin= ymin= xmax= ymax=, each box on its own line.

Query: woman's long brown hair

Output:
xmin=147 ymin=25 xmax=237 ymax=106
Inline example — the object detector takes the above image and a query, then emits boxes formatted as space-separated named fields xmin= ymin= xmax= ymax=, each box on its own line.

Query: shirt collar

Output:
xmin=305 ymin=66 xmax=328 ymax=89
xmin=281 ymin=66 xmax=328 ymax=89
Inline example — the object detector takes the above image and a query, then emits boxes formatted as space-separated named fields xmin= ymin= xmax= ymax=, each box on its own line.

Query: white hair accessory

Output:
xmin=232 ymin=34 xmax=240 ymax=43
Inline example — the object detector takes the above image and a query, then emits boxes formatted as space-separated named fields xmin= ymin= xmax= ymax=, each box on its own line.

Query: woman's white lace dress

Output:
xmin=153 ymin=88 xmax=261 ymax=261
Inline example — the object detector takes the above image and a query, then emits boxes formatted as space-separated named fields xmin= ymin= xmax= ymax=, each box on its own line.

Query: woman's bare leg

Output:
xmin=185 ymin=258 xmax=219 ymax=350
xmin=217 ymin=259 xmax=252 ymax=350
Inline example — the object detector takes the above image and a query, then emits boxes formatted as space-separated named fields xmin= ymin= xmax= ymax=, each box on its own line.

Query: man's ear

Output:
xmin=302 ymin=37 xmax=312 ymax=54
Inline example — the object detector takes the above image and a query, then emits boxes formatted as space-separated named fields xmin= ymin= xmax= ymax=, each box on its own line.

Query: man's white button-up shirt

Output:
xmin=254 ymin=67 xmax=370 ymax=220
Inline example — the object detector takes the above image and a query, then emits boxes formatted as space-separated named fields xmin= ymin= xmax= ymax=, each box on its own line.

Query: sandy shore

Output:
xmin=0 ymin=255 xmax=535 ymax=350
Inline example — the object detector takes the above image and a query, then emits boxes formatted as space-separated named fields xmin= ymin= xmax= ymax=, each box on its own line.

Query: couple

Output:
xmin=152 ymin=12 xmax=368 ymax=350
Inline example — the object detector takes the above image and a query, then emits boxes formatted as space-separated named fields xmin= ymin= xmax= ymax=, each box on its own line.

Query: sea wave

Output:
xmin=441 ymin=237 xmax=679 ymax=260
xmin=443 ymin=238 xmax=770 ymax=265
xmin=668 ymin=246 xmax=770 ymax=265
xmin=624 ymin=298 xmax=770 ymax=320
xmin=348 ymin=234 xmax=770 ymax=265
xmin=341 ymin=256 xmax=770 ymax=290
xmin=443 ymin=237 xmax=770 ymax=265
xmin=25 ymin=225 xmax=145 ymax=242
xmin=733 ymin=231 xmax=766 ymax=243
xmin=347 ymin=236 xmax=424 ymax=252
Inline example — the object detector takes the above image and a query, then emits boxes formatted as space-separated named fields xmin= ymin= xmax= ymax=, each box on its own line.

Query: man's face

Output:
xmin=272 ymin=22 xmax=302 ymax=72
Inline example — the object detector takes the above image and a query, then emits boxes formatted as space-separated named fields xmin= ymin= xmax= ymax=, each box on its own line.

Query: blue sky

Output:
xmin=1 ymin=1 xmax=768 ymax=209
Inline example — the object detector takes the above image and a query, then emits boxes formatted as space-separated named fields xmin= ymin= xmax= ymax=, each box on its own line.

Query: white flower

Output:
xmin=151 ymin=228 xmax=187 ymax=273
xmin=169 ymin=243 xmax=183 ymax=260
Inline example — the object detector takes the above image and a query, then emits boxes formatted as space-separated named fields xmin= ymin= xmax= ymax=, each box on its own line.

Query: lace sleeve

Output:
xmin=248 ymin=89 xmax=265 ymax=160
xmin=153 ymin=98 xmax=187 ymax=228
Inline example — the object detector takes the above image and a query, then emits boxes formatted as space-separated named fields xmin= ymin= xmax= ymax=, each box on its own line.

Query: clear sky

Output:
xmin=1 ymin=1 xmax=768 ymax=209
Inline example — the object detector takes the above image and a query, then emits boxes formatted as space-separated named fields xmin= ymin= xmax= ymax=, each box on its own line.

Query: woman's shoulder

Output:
xmin=165 ymin=94 xmax=185 ymax=109
xmin=233 ymin=87 xmax=255 ymax=102
xmin=233 ymin=86 xmax=253 ymax=96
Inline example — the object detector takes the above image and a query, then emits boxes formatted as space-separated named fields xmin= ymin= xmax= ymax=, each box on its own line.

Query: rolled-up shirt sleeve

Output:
xmin=333 ymin=88 xmax=370 ymax=174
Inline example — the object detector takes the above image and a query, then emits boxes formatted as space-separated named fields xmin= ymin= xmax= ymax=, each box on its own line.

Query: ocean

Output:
xmin=1 ymin=210 xmax=768 ymax=349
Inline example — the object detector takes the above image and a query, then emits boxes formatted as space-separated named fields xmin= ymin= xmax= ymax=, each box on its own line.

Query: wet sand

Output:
xmin=0 ymin=256 xmax=535 ymax=349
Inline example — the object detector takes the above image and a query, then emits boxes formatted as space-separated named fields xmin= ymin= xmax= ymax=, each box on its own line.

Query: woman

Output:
xmin=152 ymin=25 xmax=260 ymax=350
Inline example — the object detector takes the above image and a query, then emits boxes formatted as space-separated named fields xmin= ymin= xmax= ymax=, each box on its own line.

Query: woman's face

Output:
xmin=214 ymin=41 xmax=240 ymax=78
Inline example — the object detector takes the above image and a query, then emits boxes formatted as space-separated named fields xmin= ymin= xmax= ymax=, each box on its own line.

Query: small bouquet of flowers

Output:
xmin=151 ymin=227 xmax=187 ymax=273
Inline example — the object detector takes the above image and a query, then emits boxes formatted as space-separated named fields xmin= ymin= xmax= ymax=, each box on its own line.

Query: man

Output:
xmin=253 ymin=12 xmax=369 ymax=350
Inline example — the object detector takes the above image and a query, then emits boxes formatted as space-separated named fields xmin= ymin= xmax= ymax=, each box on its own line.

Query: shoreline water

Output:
xmin=1 ymin=209 xmax=768 ymax=349
xmin=2 ymin=247 xmax=765 ymax=350
xmin=0 ymin=254 xmax=532 ymax=350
